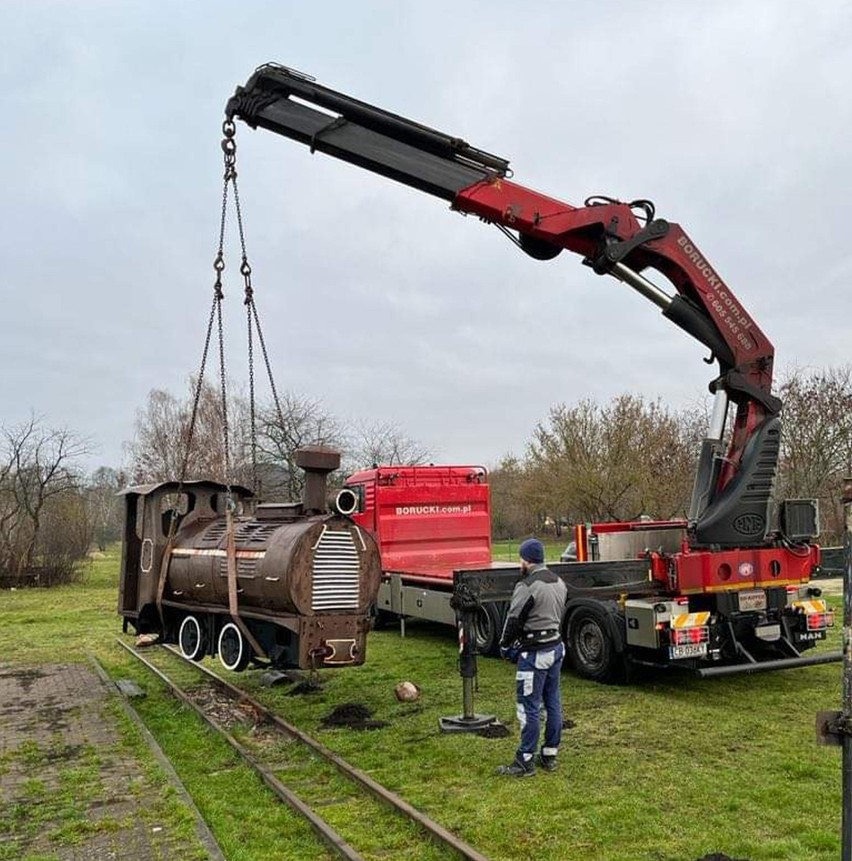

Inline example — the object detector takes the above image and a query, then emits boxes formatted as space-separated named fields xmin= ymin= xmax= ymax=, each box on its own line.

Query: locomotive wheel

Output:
xmin=565 ymin=605 xmax=625 ymax=683
xmin=178 ymin=615 xmax=206 ymax=662
xmin=218 ymin=622 xmax=251 ymax=672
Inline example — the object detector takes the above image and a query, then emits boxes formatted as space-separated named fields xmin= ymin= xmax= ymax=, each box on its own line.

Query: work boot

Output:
xmin=537 ymin=753 xmax=557 ymax=772
xmin=496 ymin=757 xmax=535 ymax=777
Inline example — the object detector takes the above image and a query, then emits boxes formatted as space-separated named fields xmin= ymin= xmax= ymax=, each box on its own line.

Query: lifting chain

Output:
xmin=158 ymin=119 xmax=282 ymax=660
xmin=182 ymin=122 xmax=238 ymax=502
xmin=178 ymin=118 xmax=289 ymax=503
xmin=221 ymin=120 xmax=292 ymax=499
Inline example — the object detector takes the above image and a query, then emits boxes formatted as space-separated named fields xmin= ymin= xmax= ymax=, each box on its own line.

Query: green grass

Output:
xmin=492 ymin=538 xmax=567 ymax=562
xmin=0 ymin=548 xmax=845 ymax=860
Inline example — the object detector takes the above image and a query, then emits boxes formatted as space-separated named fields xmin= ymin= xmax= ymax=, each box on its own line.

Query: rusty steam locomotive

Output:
xmin=118 ymin=447 xmax=382 ymax=671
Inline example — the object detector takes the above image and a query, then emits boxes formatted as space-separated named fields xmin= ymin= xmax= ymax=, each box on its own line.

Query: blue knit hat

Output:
xmin=519 ymin=538 xmax=545 ymax=564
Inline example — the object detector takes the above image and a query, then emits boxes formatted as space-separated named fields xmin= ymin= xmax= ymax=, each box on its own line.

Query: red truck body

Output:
xmin=571 ymin=519 xmax=820 ymax=594
xmin=346 ymin=465 xmax=491 ymax=579
xmin=344 ymin=465 xmax=834 ymax=680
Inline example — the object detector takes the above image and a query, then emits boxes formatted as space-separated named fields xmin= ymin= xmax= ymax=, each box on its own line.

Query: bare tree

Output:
xmin=345 ymin=419 xmax=431 ymax=471
xmin=37 ymin=489 xmax=92 ymax=581
xmin=86 ymin=466 xmax=127 ymax=551
xmin=778 ymin=365 xmax=852 ymax=541
xmin=127 ymin=373 xmax=357 ymax=503
xmin=489 ymin=454 xmax=537 ymax=540
xmin=126 ymin=377 xmax=253 ymax=486
xmin=256 ymin=393 xmax=344 ymax=500
xmin=0 ymin=416 xmax=92 ymax=584
xmin=523 ymin=394 xmax=700 ymax=526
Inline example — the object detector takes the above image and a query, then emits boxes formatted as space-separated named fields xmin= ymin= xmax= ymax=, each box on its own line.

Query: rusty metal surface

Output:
xmin=118 ymin=453 xmax=382 ymax=670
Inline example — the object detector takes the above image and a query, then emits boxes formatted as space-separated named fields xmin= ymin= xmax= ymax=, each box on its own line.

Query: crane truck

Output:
xmin=226 ymin=63 xmax=839 ymax=681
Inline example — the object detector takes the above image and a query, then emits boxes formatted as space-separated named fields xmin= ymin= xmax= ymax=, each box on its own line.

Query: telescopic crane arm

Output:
xmin=227 ymin=63 xmax=783 ymax=548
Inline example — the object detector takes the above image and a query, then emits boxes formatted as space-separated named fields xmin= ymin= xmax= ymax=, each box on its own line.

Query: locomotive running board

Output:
xmin=695 ymin=650 xmax=842 ymax=678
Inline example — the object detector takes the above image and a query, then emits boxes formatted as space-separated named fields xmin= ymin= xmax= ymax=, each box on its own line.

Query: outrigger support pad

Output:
xmin=439 ymin=713 xmax=501 ymax=734
xmin=439 ymin=604 xmax=501 ymax=734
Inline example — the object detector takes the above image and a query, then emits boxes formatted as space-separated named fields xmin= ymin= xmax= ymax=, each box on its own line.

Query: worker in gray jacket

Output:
xmin=497 ymin=538 xmax=568 ymax=777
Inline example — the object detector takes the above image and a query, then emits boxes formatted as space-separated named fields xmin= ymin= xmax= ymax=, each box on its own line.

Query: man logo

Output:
xmin=738 ymin=562 xmax=754 ymax=578
xmin=733 ymin=513 xmax=764 ymax=536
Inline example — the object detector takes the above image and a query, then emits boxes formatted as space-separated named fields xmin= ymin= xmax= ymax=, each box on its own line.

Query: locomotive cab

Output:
xmin=118 ymin=480 xmax=253 ymax=634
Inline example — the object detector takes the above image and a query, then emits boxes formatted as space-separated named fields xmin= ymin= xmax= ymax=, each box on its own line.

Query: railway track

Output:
xmin=114 ymin=638 xmax=492 ymax=861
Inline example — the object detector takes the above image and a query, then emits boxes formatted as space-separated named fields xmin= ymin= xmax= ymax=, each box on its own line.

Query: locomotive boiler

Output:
xmin=118 ymin=447 xmax=382 ymax=671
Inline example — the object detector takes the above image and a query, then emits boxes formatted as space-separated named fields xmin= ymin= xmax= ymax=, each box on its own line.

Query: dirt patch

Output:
xmin=696 ymin=854 xmax=752 ymax=861
xmin=476 ymin=723 xmax=511 ymax=739
xmin=320 ymin=703 xmax=388 ymax=730
xmin=287 ymin=678 xmax=324 ymax=696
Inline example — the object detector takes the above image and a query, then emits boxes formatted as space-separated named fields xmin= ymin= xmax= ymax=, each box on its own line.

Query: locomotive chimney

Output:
xmin=295 ymin=446 xmax=341 ymax=513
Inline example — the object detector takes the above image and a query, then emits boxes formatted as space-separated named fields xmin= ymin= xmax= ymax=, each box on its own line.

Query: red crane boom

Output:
xmin=227 ymin=63 xmax=783 ymax=549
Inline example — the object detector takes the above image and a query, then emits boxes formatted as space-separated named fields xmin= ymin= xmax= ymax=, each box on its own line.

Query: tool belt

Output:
xmin=521 ymin=628 xmax=561 ymax=647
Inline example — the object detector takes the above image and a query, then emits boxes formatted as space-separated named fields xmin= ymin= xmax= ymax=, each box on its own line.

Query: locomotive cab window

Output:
xmin=159 ymin=492 xmax=195 ymax=536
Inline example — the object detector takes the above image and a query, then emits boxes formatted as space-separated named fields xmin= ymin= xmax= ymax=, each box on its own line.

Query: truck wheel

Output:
xmin=178 ymin=615 xmax=206 ymax=661
xmin=565 ymin=605 xmax=624 ymax=683
xmin=473 ymin=603 xmax=505 ymax=656
xmin=218 ymin=622 xmax=251 ymax=672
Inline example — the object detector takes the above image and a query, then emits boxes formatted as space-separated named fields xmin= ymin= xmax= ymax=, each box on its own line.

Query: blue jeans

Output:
xmin=515 ymin=641 xmax=565 ymax=761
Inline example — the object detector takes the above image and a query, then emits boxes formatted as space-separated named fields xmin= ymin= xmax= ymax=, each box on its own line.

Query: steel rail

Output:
xmin=116 ymin=639 xmax=364 ymax=861
xmin=159 ymin=643 xmax=492 ymax=861
xmin=118 ymin=639 xmax=492 ymax=861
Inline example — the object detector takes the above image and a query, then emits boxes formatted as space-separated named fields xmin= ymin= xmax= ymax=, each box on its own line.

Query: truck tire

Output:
xmin=472 ymin=602 xmax=506 ymax=656
xmin=565 ymin=604 xmax=625 ymax=683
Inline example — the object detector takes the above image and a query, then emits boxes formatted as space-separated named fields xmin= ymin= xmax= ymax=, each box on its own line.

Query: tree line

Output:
xmin=124 ymin=378 xmax=431 ymax=497
xmin=3 ymin=365 xmax=851 ymax=585
xmin=0 ymin=380 xmax=429 ymax=585
xmin=491 ymin=366 xmax=852 ymax=545
xmin=0 ymin=417 xmax=125 ymax=586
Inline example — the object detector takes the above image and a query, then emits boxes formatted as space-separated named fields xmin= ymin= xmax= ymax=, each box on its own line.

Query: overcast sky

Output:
xmin=2 ymin=1 xmax=851 ymax=475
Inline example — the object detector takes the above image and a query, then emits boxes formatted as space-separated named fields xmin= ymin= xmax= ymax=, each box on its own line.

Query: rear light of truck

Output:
xmin=807 ymin=611 xmax=835 ymax=631
xmin=792 ymin=598 xmax=835 ymax=630
xmin=671 ymin=626 xmax=709 ymax=646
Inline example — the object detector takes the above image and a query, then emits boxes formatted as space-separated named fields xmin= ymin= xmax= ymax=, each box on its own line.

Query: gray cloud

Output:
xmin=2 ymin=0 xmax=851 ymax=472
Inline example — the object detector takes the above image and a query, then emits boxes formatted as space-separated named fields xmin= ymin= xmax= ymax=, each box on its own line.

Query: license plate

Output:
xmin=755 ymin=624 xmax=781 ymax=642
xmin=738 ymin=590 xmax=767 ymax=612
xmin=669 ymin=643 xmax=708 ymax=660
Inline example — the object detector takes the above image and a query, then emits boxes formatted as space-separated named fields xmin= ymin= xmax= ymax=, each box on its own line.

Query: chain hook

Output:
xmin=213 ymin=251 xmax=225 ymax=299
xmin=222 ymin=122 xmax=237 ymax=177
xmin=240 ymin=258 xmax=253 ymax=302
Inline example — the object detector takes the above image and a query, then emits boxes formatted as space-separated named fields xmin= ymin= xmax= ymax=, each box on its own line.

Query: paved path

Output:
xmin=0 ymin=663 xmax=218 ymax=861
